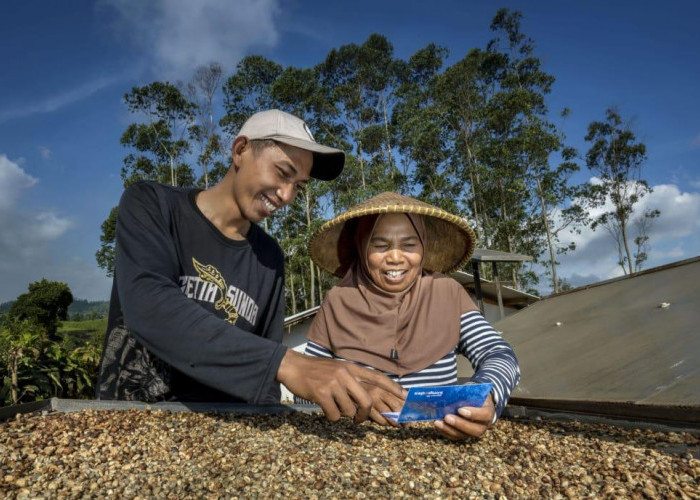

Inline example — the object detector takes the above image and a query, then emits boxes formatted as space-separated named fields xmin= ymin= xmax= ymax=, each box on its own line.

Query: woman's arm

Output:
xmin=457 ymin=310 xmax=520 ymax=420
xmin=435 ymin=310 xmax=520 ymax=440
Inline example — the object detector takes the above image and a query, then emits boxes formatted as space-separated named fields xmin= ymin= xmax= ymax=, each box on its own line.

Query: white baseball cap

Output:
xmin=236 ymin=109 xmax=345 ymax=181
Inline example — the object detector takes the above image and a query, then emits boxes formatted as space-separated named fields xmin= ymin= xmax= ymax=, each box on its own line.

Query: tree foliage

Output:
xmin=582 ymin=107 xmax=658 ymax=274
xmin=96 ymin=8 xmax=662 ymax=308
xmin=9 ymin=279 xmax=73 ymax=341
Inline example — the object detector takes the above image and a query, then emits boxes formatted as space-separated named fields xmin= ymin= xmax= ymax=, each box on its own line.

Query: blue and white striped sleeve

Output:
xmin=303 ymin=341 xmax=335 ymax=359
xmin=457 ymin=310 xmax=520 ymax=420
xmin=293 ymin=341 xmax=335 ymax=404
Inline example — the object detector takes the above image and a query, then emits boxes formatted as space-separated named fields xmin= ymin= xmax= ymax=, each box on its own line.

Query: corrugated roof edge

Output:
xmin=543 ymin=255 xmax=700 ymax=300
xmin=0 ymin=398 xmax=322 ymax=422
xmin=284 ymin=305 xmax=321 ymax=329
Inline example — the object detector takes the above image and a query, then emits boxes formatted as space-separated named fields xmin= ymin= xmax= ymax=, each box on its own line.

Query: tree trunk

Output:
xmin=10 ymin=349 xmax=20 ymax=404
xmin=382 ymin=90 xmax=394 ymax=172
xmin=621 ymin=221 xmax=634 ymax=274
xmin=309 ymin=260 xmax=316 ymax=308
xmin=304 ymin=189 xmax=316 ymax=307
xmin=622 ymin=224 xmax=634 ymax=274
xmin=537 ymin=179 xmax=558 ymax=293
xmin=289 ymin=271 xmax=296 ymax=315
xmin=358 ymin=141 xmax=366 ymax=191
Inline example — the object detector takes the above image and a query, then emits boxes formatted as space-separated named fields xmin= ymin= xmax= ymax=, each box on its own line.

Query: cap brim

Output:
xmin=268 ymin=135 xmax=345 ymax=181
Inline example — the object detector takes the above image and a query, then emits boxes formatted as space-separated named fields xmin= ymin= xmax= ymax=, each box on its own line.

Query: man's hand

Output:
xmin=276 ymin=350 xmax=405 ymax=423
xmin=360 ymin=381 xmax=405 ymax=427
xmin=434 ymin=393 xmax=495 ymax=440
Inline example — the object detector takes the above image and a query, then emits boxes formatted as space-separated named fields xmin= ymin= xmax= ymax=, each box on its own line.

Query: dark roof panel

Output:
xmin=494 ymin=256 xmax=700 ymax=405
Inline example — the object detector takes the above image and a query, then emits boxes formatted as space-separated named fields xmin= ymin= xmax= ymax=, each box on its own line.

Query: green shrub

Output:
xmin=0 ymin=318 xmax=102 ymax=406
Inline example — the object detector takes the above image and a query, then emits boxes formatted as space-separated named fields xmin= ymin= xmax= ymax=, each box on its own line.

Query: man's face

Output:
xmin=365 ymin=213 xmax=424 ymax=293
xmin=232 ymin=139 xmax=313 ymax=223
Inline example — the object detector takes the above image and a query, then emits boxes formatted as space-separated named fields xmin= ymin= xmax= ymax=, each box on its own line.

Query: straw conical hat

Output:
xmin=309 ymin=192 xmax=477 ymax=277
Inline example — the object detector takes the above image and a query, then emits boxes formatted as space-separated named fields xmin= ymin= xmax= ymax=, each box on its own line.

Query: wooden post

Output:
xmin=492 ymin=261 xmax=505 ymax=320
xmin=472 ymin=261 xmax=485 ymax=315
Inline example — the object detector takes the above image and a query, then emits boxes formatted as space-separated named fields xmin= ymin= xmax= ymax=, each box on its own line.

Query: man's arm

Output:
xmin=114 ymin=183 xmax=285 ymax=404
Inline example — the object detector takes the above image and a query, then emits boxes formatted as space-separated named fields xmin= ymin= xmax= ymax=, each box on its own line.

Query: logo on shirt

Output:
xmin=180 ymin=258 xmax=260 ymax=326
xmin=190 ymin=258 xmax=239 ymax=324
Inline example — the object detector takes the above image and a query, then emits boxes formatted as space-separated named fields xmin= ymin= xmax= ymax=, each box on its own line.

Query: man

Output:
xmin=97 ymin=109 xmax=404 ymax=422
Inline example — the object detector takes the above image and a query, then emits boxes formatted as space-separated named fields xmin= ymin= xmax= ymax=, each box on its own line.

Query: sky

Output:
xmin=0 ymin=0 xmax=698 ymax=303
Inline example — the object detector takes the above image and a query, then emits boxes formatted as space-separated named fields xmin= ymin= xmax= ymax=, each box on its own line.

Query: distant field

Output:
xmin=59 ymin=317 xmax=108 ymax=346
xmin=60 ymin=318 xmax=107 ymax=332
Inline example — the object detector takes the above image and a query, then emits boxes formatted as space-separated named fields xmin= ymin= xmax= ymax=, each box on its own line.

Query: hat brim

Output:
xmin=263 ymin=135 xmax=345 ymax=181
xmin=309 ymin=193 xmax=477 ymax=277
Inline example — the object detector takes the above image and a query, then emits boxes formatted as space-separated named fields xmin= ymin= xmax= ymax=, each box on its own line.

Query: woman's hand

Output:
xmin=434 ymin=393 xmax=495 ymax=440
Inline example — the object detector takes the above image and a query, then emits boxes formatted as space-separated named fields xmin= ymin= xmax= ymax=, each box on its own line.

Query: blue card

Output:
xmin=381 ymin=383 xmax=493 ymax=423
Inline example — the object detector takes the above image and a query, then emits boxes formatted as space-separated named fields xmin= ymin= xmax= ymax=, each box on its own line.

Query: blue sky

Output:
xmin=1 ymin=0 xmax=698 ymax=302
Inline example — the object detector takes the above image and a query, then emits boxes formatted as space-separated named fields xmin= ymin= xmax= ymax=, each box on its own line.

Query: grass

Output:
xmin=59 ymin=318 xmax=108 ymax=334
xmin=58 ymin=317 xmax=108 ymax=348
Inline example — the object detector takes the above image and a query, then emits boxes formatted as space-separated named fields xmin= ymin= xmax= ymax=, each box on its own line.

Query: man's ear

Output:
xmin=233 ymin=136 xmax=250 ymax=155
xmin=231 ymin=137 xmax=249 ymax=171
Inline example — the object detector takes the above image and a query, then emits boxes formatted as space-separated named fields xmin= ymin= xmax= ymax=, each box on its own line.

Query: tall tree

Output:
xmin=583 ymin=107 xmax=658 ymax=274
xmin=186 ymin=62 xmax=227 ymax=188
xmin=393 ymin=43 xmax=457 ymax=210
xmin=121 ymin=82 xmax=196 ymax=187
xmin=317 ymin=34 xmax=404 ymax=210
xmin=472 ymin=9 xmax=580 ymax=290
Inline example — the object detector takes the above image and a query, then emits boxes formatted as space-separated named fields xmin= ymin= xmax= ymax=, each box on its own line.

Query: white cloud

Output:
xmin=0 ymin=76 xmax=119 ymax=124
xmin=0 ymin=155 xmax=77 ymax=302
xmin=38 ymin=146 xmax=51 ymax=160
xmin=32 ymin=212 xmax=74 ymax=240
xmin=101 ymin=0 xmax=280 ymax=80
xmin=635 ymin=183 xmax=700 ymax=238
xmin=554 ymin=180 xmax=700 ymax=287
xmin=0 ymin=154 xmax=38 ymax=209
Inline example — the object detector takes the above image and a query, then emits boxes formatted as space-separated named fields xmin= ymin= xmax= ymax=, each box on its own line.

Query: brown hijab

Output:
xmin=306 ymin=213 xmax=477 ymax=376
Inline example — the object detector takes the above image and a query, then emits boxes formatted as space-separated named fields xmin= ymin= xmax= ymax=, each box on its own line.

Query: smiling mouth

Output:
xmin=384 ymin=270 xmax=406 ymax=280
xmin=260 ymin=194 xmax=278 ymax=214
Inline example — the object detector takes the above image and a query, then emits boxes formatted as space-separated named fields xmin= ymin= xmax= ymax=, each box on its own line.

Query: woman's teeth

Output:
xmin=385 ymin=270 xmax=405 ymax=279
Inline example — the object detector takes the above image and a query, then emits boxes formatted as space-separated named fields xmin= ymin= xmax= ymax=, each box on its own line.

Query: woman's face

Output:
xmin=365 ymin=213 xmax=424 ymax=293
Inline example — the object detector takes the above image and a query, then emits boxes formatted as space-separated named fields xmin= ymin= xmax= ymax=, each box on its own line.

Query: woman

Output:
xmin=300 ymin=192 xmax=520 ymax=440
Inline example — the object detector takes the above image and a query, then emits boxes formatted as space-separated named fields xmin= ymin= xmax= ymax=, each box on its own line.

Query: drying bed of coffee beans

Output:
xmin=1 ymin=409 xmax=698 ymax=499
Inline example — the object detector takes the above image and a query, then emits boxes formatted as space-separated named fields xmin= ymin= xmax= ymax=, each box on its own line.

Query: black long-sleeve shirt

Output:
xmin=96 ymin=181 xmax=287 ymax=404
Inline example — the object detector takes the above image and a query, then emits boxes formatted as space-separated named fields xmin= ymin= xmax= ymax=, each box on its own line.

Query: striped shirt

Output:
xmin=295 ymin=310 xmax=520 ymax=420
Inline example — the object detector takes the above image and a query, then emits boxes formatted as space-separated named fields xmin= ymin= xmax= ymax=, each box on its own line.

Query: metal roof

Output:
xmin=451 ymin=271 xmax=539 ymax=308
xmin=471 ymin=248 xmax=533 ymax=262
xmin=493 ymin=256 xmax=700 ymax=406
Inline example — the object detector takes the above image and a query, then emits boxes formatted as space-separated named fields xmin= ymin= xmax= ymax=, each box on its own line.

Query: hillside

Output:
xmin=0 ymin=299 xmax=109 ymax=319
